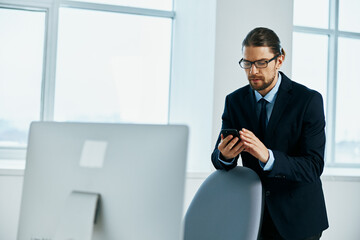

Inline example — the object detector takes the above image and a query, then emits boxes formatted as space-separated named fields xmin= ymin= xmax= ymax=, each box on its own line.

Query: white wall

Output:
xmin=170 ymin=0 xmax=217 ymax=172
xmin=212 ymin=0 xmax=293 ymax=146
xmin=321 ymin=176 xmax=360 ymax=239
xmin=170 ymin=0 xmax=294 ymax=173
xmin=0 ymin=171 xmax=23 ymax=240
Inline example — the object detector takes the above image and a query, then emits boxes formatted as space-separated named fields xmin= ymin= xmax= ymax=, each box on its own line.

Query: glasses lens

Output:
xmin=254 ymin=61 xmax=267 ymax=68
xmin=240 ymin=60 xmax=251 ymax=69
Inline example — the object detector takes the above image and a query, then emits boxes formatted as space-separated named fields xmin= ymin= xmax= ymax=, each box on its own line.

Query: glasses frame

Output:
xmin=239 ymin=54 xmax=280 ymax=69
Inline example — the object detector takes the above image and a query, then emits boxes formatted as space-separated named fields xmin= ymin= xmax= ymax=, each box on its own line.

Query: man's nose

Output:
xmin=249 ymin=63 xmax=258 ymax=74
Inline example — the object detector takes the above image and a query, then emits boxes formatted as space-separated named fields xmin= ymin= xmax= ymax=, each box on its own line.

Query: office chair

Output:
xmin=183 ymin=166 xmax=263 ymax=240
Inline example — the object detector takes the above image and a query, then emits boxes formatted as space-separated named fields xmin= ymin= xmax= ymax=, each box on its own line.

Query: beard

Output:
xmin=248 ymin=69 xmax=277 ymax=92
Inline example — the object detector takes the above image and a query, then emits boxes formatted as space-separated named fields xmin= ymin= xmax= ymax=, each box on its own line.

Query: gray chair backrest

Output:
xmin=183 ymin=166 xmax=263 ymax=240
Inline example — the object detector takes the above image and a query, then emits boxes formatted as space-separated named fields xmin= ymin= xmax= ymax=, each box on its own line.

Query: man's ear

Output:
xmin=276 ymin=54 xmax=285 ymax=69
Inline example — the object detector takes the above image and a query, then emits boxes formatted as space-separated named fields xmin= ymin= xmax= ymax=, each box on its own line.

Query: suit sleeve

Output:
xmin=211 ymin=95 xmax=239 ymax=171
xmin=269 ymin=91 xmax=326 ymax=182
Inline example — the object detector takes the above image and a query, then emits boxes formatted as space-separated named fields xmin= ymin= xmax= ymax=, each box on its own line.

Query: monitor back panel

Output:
xmin=17 ymin=122 xmax=188 ymax=240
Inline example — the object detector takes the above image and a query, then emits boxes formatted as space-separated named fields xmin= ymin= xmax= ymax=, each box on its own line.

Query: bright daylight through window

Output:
xmin=0 ymin=7 xmax=45 ymax=148
xmin=293 ymin=0 xmax=360 ymax=166
xmin=0 ymin=0 xmax=173 ymax=161
xmin=54 ymin=8 xmax=171 ymax=124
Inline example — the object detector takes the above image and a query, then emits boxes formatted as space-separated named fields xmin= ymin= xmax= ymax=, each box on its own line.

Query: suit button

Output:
xmin=265 ymin=191 xmax=270 ymax=197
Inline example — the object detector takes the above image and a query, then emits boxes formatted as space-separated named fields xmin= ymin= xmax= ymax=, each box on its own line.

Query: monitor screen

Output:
xmin=17 ymin=122 xmax=188 ymax=240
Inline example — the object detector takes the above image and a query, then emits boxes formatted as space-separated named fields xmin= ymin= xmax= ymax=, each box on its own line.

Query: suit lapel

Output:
xmin=266 ymin=73 xmax=293 ymax=139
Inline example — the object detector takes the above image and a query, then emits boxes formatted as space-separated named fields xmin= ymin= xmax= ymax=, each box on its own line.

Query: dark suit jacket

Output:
xmin=211 ymin=72 xmax=328 ymax=240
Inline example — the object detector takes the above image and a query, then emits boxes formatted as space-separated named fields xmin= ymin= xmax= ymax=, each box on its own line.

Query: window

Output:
xmin=0 ymin=0 xmax=174 ymax=161
xmin=335 ymin=37 xmax=360 ymax=164
xmin=293 ymin=0 xmax=329 ymax=29
xmin=293 ymin=0 xmax=360 ymax=166
xmin=292 ymin=32 xmax=328 ymax=108
xmin=54 ymin=8 xmax=172 ymax=124
xmin=74 ymin=0 xmax=172 ymax=11
xmin=338 ymin=0 xmax=360 ymax=33
xmin=0 ymin=7 xmax=45 ymax=148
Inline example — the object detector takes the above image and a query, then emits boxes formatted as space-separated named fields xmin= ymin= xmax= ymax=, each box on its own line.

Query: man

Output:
xmin=211 ymin=27 xmax=328 ymax=240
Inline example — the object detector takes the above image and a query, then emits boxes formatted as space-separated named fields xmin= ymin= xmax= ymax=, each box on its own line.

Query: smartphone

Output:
xmin=221 ymin=129 xmax=240 ymax=140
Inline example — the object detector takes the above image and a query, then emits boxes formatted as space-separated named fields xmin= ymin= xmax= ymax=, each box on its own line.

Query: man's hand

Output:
xmin=218 ymin=131 xmax=246 ymax=160
xmin=239 ymin=128 xmax=269 ymax=163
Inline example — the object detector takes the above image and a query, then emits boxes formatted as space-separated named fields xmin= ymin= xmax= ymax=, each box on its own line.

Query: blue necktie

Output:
xmin=258 ymin=98 xmax=268 ymax=141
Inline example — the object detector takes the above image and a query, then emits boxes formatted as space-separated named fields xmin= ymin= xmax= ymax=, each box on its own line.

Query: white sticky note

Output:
xmin=79 ymin=140 xmax=108 ymax=168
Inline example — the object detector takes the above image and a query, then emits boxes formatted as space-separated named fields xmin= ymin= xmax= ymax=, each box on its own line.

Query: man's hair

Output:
xmin=242 ymin=27 xmax=286 ymax=57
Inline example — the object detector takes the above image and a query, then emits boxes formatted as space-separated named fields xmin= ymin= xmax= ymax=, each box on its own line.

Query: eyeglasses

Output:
xmin=239 ymin=54 xmax=280 ymax=69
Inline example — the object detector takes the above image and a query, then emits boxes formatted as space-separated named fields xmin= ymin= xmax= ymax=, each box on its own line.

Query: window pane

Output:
xmin=54 ymin=8 xmax=172 ymax=124
xmin=292 ymin=32 xmax=328 ymax=110
xmin=0 ymin=8 xmax=45 ymax=147
xmin=74 ymin=0 xmax=172 ymax=11
xmin=335 ymin=37 xmax=360 ymax=163
xmin=293 ymin=0 xmax=329 ymax=29
xmin=339 ymin=0 xmax=360 ymax=33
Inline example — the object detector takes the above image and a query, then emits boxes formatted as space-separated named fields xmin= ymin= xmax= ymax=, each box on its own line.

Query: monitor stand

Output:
xmin=54 ymin=191 xmax=100 ymax=240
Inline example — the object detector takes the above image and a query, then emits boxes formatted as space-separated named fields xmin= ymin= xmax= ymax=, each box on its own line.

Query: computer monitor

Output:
xmin=17 ymin=122 xmax=189 ymax=240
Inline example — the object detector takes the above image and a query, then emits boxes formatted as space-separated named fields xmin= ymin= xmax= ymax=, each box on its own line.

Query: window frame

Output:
xmin=0 ymin=0 xmax=175 ymax=161
xmin=293 ymin=0 xmax=360 ymax=168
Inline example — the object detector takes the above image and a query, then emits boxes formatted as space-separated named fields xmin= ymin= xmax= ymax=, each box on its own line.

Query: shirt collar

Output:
xmin=254 ymin=72 xmax=282 ymax=103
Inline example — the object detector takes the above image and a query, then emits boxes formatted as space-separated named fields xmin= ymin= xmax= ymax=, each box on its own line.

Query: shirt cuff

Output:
xmin=218 ymin=151 xmax=235 ymax=165
xmin=259 ymin=149 xmax=275 ymax=171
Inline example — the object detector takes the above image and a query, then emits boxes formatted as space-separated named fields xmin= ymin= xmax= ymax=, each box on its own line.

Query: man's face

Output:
xmin=242 ymin=46 xmax=283 ymax=96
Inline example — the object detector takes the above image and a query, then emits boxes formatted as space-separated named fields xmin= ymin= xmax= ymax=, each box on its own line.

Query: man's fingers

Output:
xmin=221 ymin=135 xmax=234 ymax=144
xmin=240 ymin=128 xmax=262 ymax=145
xmin=218 ymin=135 xmax=243 ymax=159
xmin=240 ymin=129 xmax=255 ymax=139
xmin=219 ymin=135 xmax=236 ymax=152
xmin=225 ymin=137 xmax=240 ymax=150
xmin=234 ymin=144 xmax=245 ymax=155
